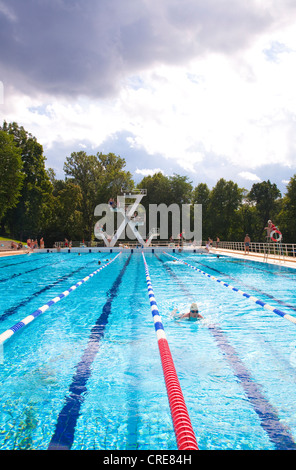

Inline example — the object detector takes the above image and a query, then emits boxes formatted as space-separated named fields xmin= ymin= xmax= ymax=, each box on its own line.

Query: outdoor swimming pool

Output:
xmin=0 ymin=250 xmax=296 ymax=450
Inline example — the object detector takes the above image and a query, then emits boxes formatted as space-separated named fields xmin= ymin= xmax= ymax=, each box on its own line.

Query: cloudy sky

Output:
xmin=1 ymin=0 xmax=296 ymax=194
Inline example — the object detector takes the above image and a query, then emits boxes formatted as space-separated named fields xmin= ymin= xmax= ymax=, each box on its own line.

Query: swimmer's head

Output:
xmin=190 ymin=302 xmax=199 ymax=313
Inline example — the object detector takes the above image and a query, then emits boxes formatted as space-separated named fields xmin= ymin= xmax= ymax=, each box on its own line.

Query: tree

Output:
xmin=138 ymin=173 xmax=189 ymax=239
xmin=1 ymin=122 xmax=53 ymax=240
xmin=248 ymin=180 xmax=281 ymax=239
xmin=64 ymin=151 xmax=134 ymax=240
xmin=235 ymin=199 xmax=259 ymax=241
xmin=208 ymin=179 xmax=243 ymax=240
xmin=192 ymin=183 xmax=210 ymax=239
xmin=97 ymin=152 xmax=134 ymax=201
xmin=168 ymin=174 xmax=193 ymax=205
xmin=137 ymin=172 xmax=171 ymax=207
xmin=278 ymin=175 xmax=296 ymax=242
xmin=64 ymin=151 xmax=102 ymax=240
xmin=0 ymin=130 xmax=24 ymax=223
xmin=41 ymin=170 xmax=84 ymax=245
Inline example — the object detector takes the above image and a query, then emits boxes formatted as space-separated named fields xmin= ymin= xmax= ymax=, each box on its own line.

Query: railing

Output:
xmin=213 ymin=240 xmax=296 ymax=259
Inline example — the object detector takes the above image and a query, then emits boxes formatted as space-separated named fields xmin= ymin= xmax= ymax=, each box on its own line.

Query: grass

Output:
xmin=0 ymin=236 xmax=21 ymax=243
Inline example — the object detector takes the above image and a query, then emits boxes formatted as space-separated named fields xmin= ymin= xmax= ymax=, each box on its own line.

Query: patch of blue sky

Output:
xmin=263 ymin=41 xmax=293 ymax=63
xmin=126 ymin=75 xmax=146 ymax=90
xmin=186 ymin=73 xmax=203 ymax=85
xmin=28 ymin=104 xmax=52 ymax=117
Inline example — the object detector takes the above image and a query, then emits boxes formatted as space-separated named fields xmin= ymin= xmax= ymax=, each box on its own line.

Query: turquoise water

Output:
xmin=0 ymin=251 xmax=296 ymax=450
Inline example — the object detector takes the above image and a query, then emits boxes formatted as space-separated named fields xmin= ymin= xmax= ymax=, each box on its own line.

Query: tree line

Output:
xmin=1 ymin=121 xmax=296 ymax=245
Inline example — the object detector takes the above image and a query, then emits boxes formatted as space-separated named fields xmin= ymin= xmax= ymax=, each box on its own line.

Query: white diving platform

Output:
xmin=94 ymin=189 xmax=158 ymax=247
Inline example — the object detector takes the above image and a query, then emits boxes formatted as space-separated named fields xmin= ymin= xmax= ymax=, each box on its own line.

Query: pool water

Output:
xmin=0 ymin=251 xmax=296 ymax=450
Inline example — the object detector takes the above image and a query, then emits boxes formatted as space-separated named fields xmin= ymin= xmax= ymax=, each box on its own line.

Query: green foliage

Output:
xmin=137 ymin=173 xmax=193 ymax=238
xmin=137 ymin=172 xmax=171 ymax=206
xmin=0 ymin=130 xmax=24 ymax=222
xmin=64 ymin=151 xmax=103 ymax=240
xmin=63 ymin=151 xmax=134 ymax=240
xmin=192 ymin=183 xmax=211 ymax=237
xmin=1 ymin=121 xmax=53 ymax=239
xmin=277 ymin=174 xmax=296 ymax=242
xmin=44 ymin=175 xmax=84 ymax=243
xmin=248 ymin=180 xmax=281 ymax=239
xmin=205 ymin=179 xmax=244 ymax=240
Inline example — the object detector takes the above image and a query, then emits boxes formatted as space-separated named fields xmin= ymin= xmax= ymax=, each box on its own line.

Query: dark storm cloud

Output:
xmin=0 ymin=0 xmax=293 ymax=98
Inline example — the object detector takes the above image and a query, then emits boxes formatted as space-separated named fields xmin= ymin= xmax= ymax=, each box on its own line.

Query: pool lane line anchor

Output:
xmin=163 ymin=252 xmax=296 ymax=326
xmin=142 ymin=252 xmax=199 ymax=451
xmin=0 ymin=253 xmax=122 ymax=346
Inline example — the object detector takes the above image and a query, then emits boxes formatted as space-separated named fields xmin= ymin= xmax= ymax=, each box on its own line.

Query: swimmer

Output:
xmin=171 ymin=302 xmax=203 ymax=321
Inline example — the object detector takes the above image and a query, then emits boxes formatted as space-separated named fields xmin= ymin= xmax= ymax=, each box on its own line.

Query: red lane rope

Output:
xmin=158 ymin=338 xmax=199 ymax=450
xmin=142 ymin=252 xmax=199 ymax=450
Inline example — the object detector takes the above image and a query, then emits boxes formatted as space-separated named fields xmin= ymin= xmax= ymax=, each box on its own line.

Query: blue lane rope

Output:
xmin=163 ymin=252 xmax=296 ymax=326
xmin=142 ymin=252 xmax=166 ymax=340
xmin=0 ymin=260 xmax=97 ymax=324
xmin=0 ymin=253 xmax=122 ymax=345
xmin=180 ymin=254 xmax=296 ymax=313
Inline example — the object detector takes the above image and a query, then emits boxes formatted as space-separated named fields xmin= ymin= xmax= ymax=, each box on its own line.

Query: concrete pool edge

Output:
xmin=2 ymin=245 xmax=296 ymax=270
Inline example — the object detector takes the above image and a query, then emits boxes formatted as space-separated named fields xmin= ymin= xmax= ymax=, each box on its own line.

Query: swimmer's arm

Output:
xmin=180 ymin=312 xmax=203 ymax=319
xmin=170 ymin=308 xmax=184 ymax=319
xmin=170 ymin=308 xmax=179 ymax=317
xmin=179 ymin=312 xmax=190 ymax=319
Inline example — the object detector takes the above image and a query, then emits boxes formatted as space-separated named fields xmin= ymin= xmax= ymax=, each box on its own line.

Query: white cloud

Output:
xmin=1 ymin=1 xmax=296 ymax=185
xmin=239 ymin=171 xmax=261 ymax=182
xmin=0 ymin=1 xmax=18 ymax=22
xmin=135 ymin=168 xmax=163 ymax=177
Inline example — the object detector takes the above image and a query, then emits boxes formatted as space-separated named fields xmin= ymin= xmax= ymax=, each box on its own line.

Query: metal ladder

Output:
xmin=264 ymin=240 xmax=285 ymax=263
xmin=276 ymin=241 xmax=285 ymax=263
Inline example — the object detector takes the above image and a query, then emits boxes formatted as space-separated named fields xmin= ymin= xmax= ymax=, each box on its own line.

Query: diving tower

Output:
xmin=94 ymin=189 xmax=158 ymax=247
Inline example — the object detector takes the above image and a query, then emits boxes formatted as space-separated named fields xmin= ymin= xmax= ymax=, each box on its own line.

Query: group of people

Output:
xmin=9 ymin=237 xmax=45 ymax=251
xmin=10 ymin=241 xmax=23 ymax=250
xmin=26 ymin=238 xmax=44 ymax=249
xmin=205 ymin=237 xmax=220 ymax=252
xmin=64 ymin=238 xmax=73 ymax=248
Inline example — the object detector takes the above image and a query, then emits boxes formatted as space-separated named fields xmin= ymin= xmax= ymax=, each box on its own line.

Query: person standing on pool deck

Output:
xmin=244 ymin=234 xmax=251 ymax=255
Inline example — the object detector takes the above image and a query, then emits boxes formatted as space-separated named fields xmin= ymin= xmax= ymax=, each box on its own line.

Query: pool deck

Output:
xmin=0 ymin=250 xmax=31 ymax=257
xmin=214 ymin=247 xmax=296 ymax=269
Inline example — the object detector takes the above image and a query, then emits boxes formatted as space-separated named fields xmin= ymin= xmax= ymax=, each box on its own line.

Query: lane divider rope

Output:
xmin=163 ymin=252 xmax=296 ymax=326
xmin=0 ymin=253 xmax=122 ymax=345
xmin=142 ymin=252 xmax=199 ymax=451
